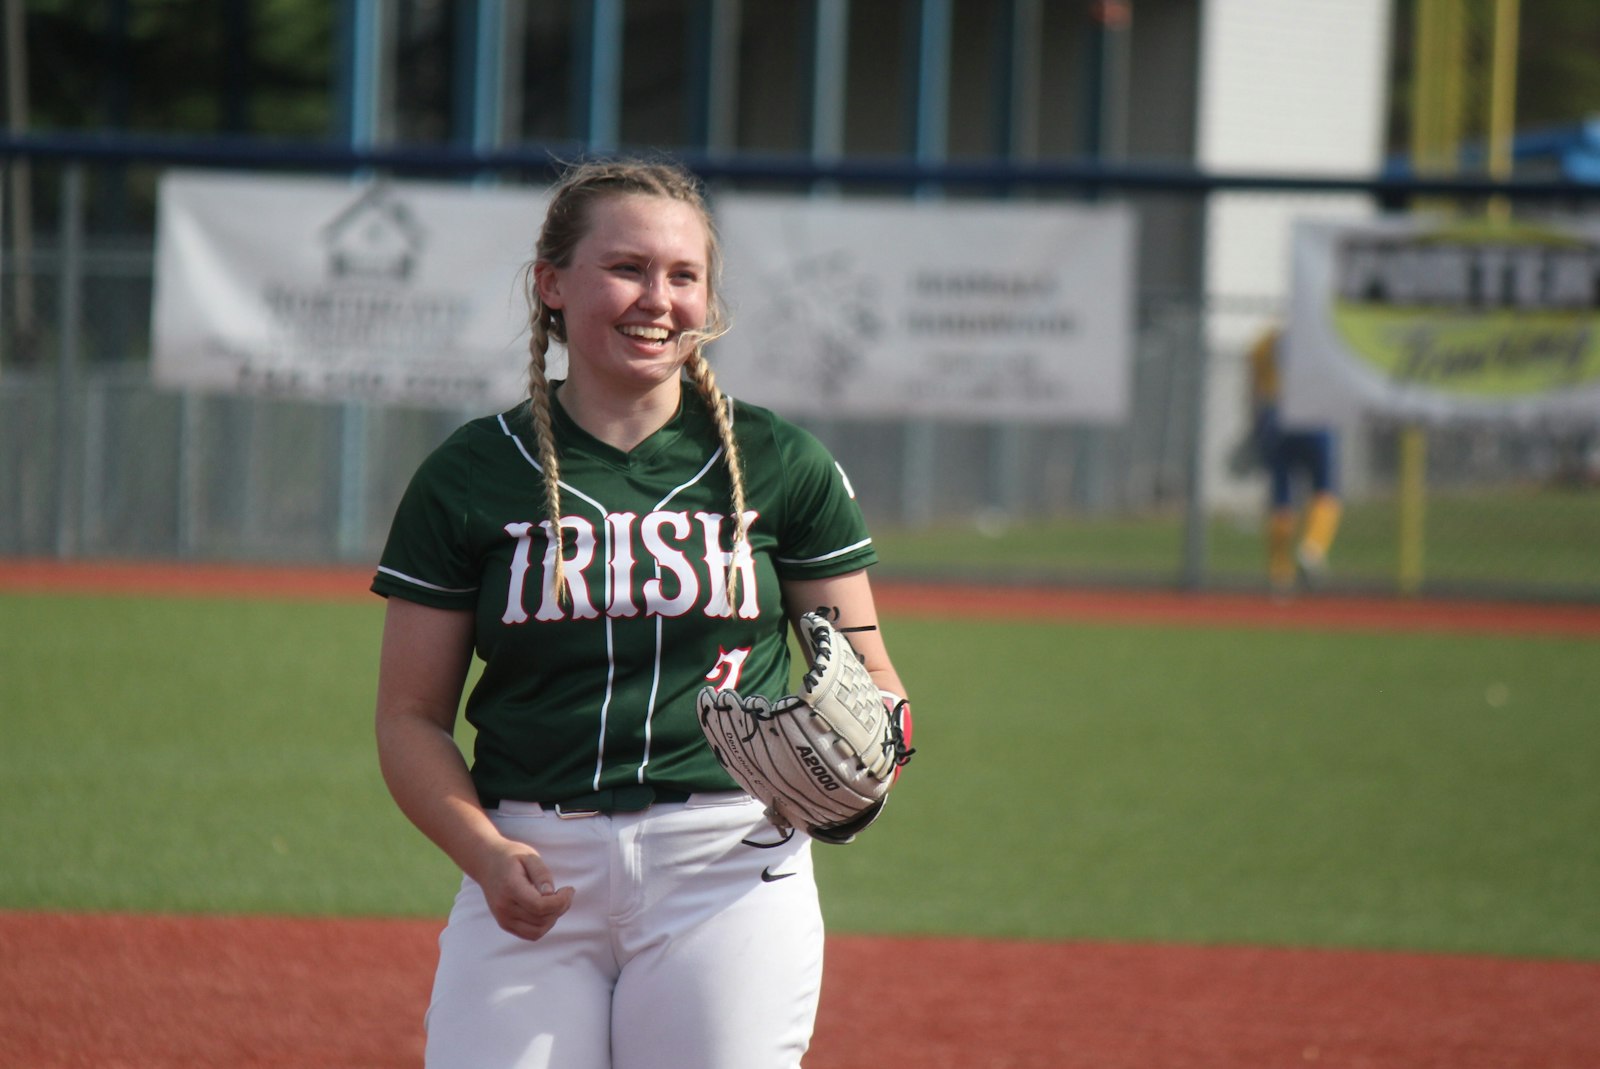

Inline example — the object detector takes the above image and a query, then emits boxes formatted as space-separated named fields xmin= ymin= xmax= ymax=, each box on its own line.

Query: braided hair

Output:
xmin=523 ymin=159 xmax=749 ymax=607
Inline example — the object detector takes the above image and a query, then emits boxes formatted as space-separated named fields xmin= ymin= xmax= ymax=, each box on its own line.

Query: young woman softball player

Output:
xmin=372 ymin=158 xmax=910 ymax=1068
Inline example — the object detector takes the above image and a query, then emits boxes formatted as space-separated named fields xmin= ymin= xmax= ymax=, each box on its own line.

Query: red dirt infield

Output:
xmin=5 ymin=558 xmax=1599 ymax=1067
xmin=7 ymin=555 xmax=1600 ymax=637
xmin=2 ymin=911 xmax=1597 ymax=1069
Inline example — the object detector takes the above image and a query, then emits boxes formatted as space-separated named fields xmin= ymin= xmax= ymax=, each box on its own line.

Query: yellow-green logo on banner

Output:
xmin=1331 ymin=221 xmax=1600 ymax=398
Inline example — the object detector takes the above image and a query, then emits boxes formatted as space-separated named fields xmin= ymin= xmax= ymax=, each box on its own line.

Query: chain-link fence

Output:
xmin=3 ymin=153 xmax=1598 ymax=601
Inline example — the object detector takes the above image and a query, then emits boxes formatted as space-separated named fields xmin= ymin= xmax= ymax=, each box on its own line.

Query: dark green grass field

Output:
xmin=3 ymin=590 xmax=1597 ymax=961
xmin=872 ymin=486 xmax=1600 ymax=597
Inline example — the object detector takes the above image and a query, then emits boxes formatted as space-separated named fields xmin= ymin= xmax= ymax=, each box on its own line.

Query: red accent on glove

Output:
xmin=881 ymin=691 xmax=913 ymax=782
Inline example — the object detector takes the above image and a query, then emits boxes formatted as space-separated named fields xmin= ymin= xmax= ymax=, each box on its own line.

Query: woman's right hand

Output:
xmin=375 ymin=599 xmax=576 ymax=942
xmin=471 ymin=838 xmax=576 ymax=941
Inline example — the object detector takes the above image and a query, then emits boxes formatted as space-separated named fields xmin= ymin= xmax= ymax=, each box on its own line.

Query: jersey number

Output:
xmin=704 ymin=646 xmax=752 ymax=692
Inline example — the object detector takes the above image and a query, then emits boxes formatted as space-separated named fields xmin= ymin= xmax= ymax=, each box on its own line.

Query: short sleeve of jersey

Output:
xmin=370 ymin=425 xmax=482 ymax=610
xmin=760 ymin=409 xmax=878 ymax=580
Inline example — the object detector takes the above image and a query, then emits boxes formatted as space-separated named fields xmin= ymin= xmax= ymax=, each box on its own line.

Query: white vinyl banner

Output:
xmin=152 ymin=171 xmax=549 ymax=409
xmin=711 ymin=194 xmax=1137 ymax=422
xmin=1284 ymin=216 xmax=1600 ymax=427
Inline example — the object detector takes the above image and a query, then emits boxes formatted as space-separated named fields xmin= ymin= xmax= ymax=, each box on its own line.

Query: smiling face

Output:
xmin=535 ymin=192 xmax=712 ymax=402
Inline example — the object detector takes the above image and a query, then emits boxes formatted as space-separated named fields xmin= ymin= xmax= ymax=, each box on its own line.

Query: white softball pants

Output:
xmin=423 ymin=792 xmax=823 ymax=1069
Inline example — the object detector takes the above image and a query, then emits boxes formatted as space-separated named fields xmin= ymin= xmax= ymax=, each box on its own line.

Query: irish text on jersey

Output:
xmin=501 ymin=509 xmax=761 ymax=624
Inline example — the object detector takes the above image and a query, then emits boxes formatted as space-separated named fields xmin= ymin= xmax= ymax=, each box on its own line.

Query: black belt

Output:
xmin=534 ymin=785 xmax=693 ymax=817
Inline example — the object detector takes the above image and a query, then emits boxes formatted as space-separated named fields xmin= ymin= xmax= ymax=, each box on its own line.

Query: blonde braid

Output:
xmin=524 ymin=270 xmax=569 ymax=605
xmin=685 ymin=350 xmax=750 ymax=604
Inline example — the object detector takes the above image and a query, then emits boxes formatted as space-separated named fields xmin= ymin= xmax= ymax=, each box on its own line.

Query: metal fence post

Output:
xmin=585 ymin=0 xmax=623 ymax=152
xmin=988 ymin=0 xmax=1044 ymax=521
xmin=903 ymin=0 xmax=952 ymax=527
xmin=332 ymin=0 xmax=388 ymax=563
xmin=52 ymin=163 xmax=85 ymax=559
xmin=1179 ymin=297 xmax=1209 ymax=590
xmin=177 ymin=391 xmax=201 ymax=558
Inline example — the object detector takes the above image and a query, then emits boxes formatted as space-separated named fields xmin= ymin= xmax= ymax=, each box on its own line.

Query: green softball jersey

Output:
xmin=371 ymin=387 xmax=877 ymax=807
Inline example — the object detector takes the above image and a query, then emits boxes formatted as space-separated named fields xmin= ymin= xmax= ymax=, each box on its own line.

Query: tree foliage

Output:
xmin=1388 ymin=0 xmax=1600 ymax=156
xmin=14 ymin=1 xmax=1600 ymax=158
xmin=22 ymin=0 xmax=334 ymax=137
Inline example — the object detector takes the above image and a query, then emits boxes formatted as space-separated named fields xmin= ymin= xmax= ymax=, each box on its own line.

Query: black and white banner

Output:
xmin=153 ymin=174 xmax=1137 ymax=421
xmin=712 ymin=194 xmax=1137 ymax=422
xmin=152 ymin=171 xmax=547 ymax=409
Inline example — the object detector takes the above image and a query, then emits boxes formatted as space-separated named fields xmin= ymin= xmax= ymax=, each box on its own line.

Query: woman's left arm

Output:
xmin=780 ymin=568 xmax=908 ymax=701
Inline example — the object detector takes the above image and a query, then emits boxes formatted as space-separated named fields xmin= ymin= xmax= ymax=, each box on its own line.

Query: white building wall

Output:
xmin=1194 ymin=0 xmax=1396 ymax=511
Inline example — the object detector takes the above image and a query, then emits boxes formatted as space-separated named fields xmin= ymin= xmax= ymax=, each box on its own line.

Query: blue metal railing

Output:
xmin=4 ymin=130 xmax=1600 ymax=200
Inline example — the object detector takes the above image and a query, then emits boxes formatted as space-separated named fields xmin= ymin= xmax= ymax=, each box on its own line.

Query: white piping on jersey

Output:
xmin=636 ymin=447 xmax=725 ymax=784
xmin=498 ymin=413 xmax=618 ymax=792
xmin=656 ymin=447 xmax=725 ymax=509
xmin=597 ymin=608 xmax=621 ymax=792
xmin=640 ymin=614 xmax=667 ymax=786
xmin=497 ymin=412 xmax=607 ymax=514
xmin=495 ymin=407 xmax=731 ymax=790
xmin=776 ymin=536 xmax=873 ymax=566
xmin=375 ymin=564 xmax=479 ymax=594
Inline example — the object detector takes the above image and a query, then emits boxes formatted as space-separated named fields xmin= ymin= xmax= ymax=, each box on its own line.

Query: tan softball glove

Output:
xmin=697 ymin=608 xmax=914 ymax=844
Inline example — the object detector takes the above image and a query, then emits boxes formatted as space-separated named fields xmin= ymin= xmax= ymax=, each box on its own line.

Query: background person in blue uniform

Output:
xmin=1242 ymin=324 xmax=1342 ymax=592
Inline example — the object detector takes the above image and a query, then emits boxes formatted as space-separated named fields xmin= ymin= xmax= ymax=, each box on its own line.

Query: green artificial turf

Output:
xmin=0 ymin=594 xmax=462 ymax=917
xmin=819 ymin=618 xmax=1600 ymax=959
xmin=3 ymin=592 xmax=1596 ymax=961
xmin=871 ymin=485 xmax=1600 ymax=596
